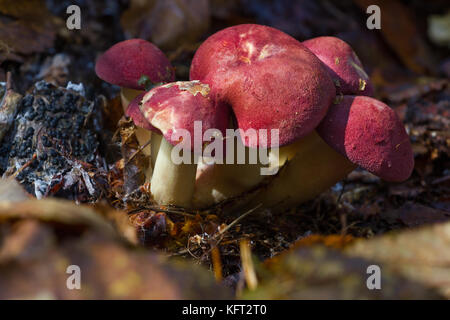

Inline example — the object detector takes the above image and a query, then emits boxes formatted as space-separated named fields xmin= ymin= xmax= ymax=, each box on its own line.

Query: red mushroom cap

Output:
xmin=190 ymin=24 xmax=336 ymax=148
xmin=140 ymin=81 xmax=229 ymax=153
xmin=302 ymin=36 xmax=374 ymax=96
xmin=125 ymin=93 xmax=156 ymax=131
xmin=95 ymin=39 xmax=175 ymax=90
xmin=317 ymin=96 xmax=414 ymax=182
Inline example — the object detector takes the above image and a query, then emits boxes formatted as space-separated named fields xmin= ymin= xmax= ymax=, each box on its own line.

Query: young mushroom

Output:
xmin=302 ymin=36 xmax=374 ymax=96
xmin=95 ymin=39 xmax=175 ymax=111
xmin=317 ymin=96 xmax=414 ymax=182
xmin=140 ymin=81 xmax=229 ymax=207
xmin=95 ymin=39 xmax=174 ymax=163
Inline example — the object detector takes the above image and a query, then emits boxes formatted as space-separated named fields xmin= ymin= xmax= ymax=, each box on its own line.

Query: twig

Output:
xmin=10 ymin=154 xmax=37 ymax=179
xmin=6 ymin=71 xmax=12 ymax=90
xmin=125 ymin=137 xmax=152 ymax=165
xmin=218 ymin=204 xmax=262 ymax=236
xmin=211 ymin=247 xmax=223 ymax=282
xmin=143 ymin=205 xmax=197 ymax=218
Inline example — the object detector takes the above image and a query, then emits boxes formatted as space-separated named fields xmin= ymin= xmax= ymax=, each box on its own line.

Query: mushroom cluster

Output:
xmin=190 ymin=24 xmax=414 ymax=210
xmin=96 ymin=24 xmax=414 ymax=211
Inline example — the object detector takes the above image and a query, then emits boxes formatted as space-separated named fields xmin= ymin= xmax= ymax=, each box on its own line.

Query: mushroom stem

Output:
xmin=151 ymin=138 xmax=198 ymax=207
xmin=244 ymin=131 xmax=356 ymax=212
xmin=193 ymin=131 xmax=355 ymax=210
xmin=134 ymin=127 xmax=152 ymax=156
xmin=193 ymin=133 xmax=300 ymax=207
xmin=150 ymin=133 xmax=162 ymax=169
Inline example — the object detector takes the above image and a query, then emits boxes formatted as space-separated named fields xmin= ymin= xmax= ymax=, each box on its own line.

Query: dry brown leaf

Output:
xmin=381 ymin=202 xmax=450 ymax=227
xmin=121 ymin=0 xmax=210 ymax=50
xmin=291 ymin=234 xmax=356 ymax=250
xmin=240 ymin=246 xmax=443 ymax=299
xmin=0 ymin=199 xmax=117 ymax=238
xmin=0 ymin=0 xmax=61 ymax=62
xmin=0 ymin=178 xmax=231 ymax=299
xmin=118 ymin=117 xmax=148 ymax=196
xmin=0 ymin=80 xmax=22 ymax=141
xmin=0 ymin=179 xmax=30 ymax=202
xmin=0 ymin=231 xmax=232 ymax=299
xmin=346 ymin=221 xmax=450 ymax=298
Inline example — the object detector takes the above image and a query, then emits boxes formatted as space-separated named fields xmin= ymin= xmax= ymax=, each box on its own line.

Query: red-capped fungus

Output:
xmin=302 ymin=36 xmax=374 ymax=96
xmin=244 ymin=96 xmax=414 ymax=212
xmin=95 ymin=39 xmax=175 ymax=111
xmin=140 ymin=81 xmax=229 ymax=207
xmin=190 ymin=25 xmax=413 ymax=212
xmin=317 ymin=96 xmax=414 ymax=182
xmin=190 ymin=24 xmax=335 ymax=147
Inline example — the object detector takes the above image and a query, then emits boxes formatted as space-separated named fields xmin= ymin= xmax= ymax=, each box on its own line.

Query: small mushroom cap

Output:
xmin=95 ymin=39 xmax=175 ymax=90
xmin=190 ymin=24 xmax=336 ymax=148
xmin=125 ymin=93 xmax=156 ymax=131
xmin=140 ymin=81 xmax=229 ymax=153
xmin=317 ymin=96 xmax=414 ymax=182
xmin=302 ymin=36 xmax=374 ymax=96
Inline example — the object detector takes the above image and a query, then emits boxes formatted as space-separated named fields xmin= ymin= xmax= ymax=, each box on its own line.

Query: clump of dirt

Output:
xmin=0 ymin=81 xmax=109 ymax=202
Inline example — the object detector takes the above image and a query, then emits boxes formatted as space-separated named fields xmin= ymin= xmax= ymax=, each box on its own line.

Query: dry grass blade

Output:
xmin=141 ymin=205 xmax=197 ymax=218
xmin=218 ymin=204 xmax=262 ymax=237
xmin=125 ymin=137 xmax=152 ymax=165
xmin=211 ymin=246 xmax=223 ymax=282
xmin=240 ymin=239 xmax=258 ymax=291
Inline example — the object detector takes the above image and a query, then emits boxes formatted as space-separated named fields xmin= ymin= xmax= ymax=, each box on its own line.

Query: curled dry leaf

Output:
xmin=0 ymin=179 xmax=231 ymax=299
xmin=240 ymin=246 xmax=443 ymax=300
xmin=0 ymin=178 xmax=29 ymax=202
xmin=346 ymin=221 xmax=450 ymax=298
xmin=0 ymin=81 xmax=22 ymax=141
xmin=381 ymin=202 xmax=450 ymax=228
xmin=0 ymin=230 xmax=232 ymax=299
xmin=290 ymin=234 xmax=356 ymax=250
xmin=117 ymin=117 xmax=148 ymax=196
xmin=0 ymin=199 xmax=117 ymax=238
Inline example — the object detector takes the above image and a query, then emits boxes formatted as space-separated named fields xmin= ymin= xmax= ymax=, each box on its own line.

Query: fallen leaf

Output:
xmin=0 ymin=178 xmax=30 ymax=202
xmin=0 ymin=199 xmax=117 ymax=238
xmin=0 ymin=231 xmax=232 ymax=299
xmin=0 ymin=0 xmax=61 ymax=62
xmin=0 ymin=79 xmax=22 ymax=141
xmin=291 ymin=234 xmax=356 ymax=250
xmin=121 ymin=0 xmax=210 ymax=50
xmin=381 ymin=202 xmax=450 ymax=227
xmin=240 ymin=245 xmax=442 ymax=299
xmin=346 ymin=221 xmax=450 ymax=298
